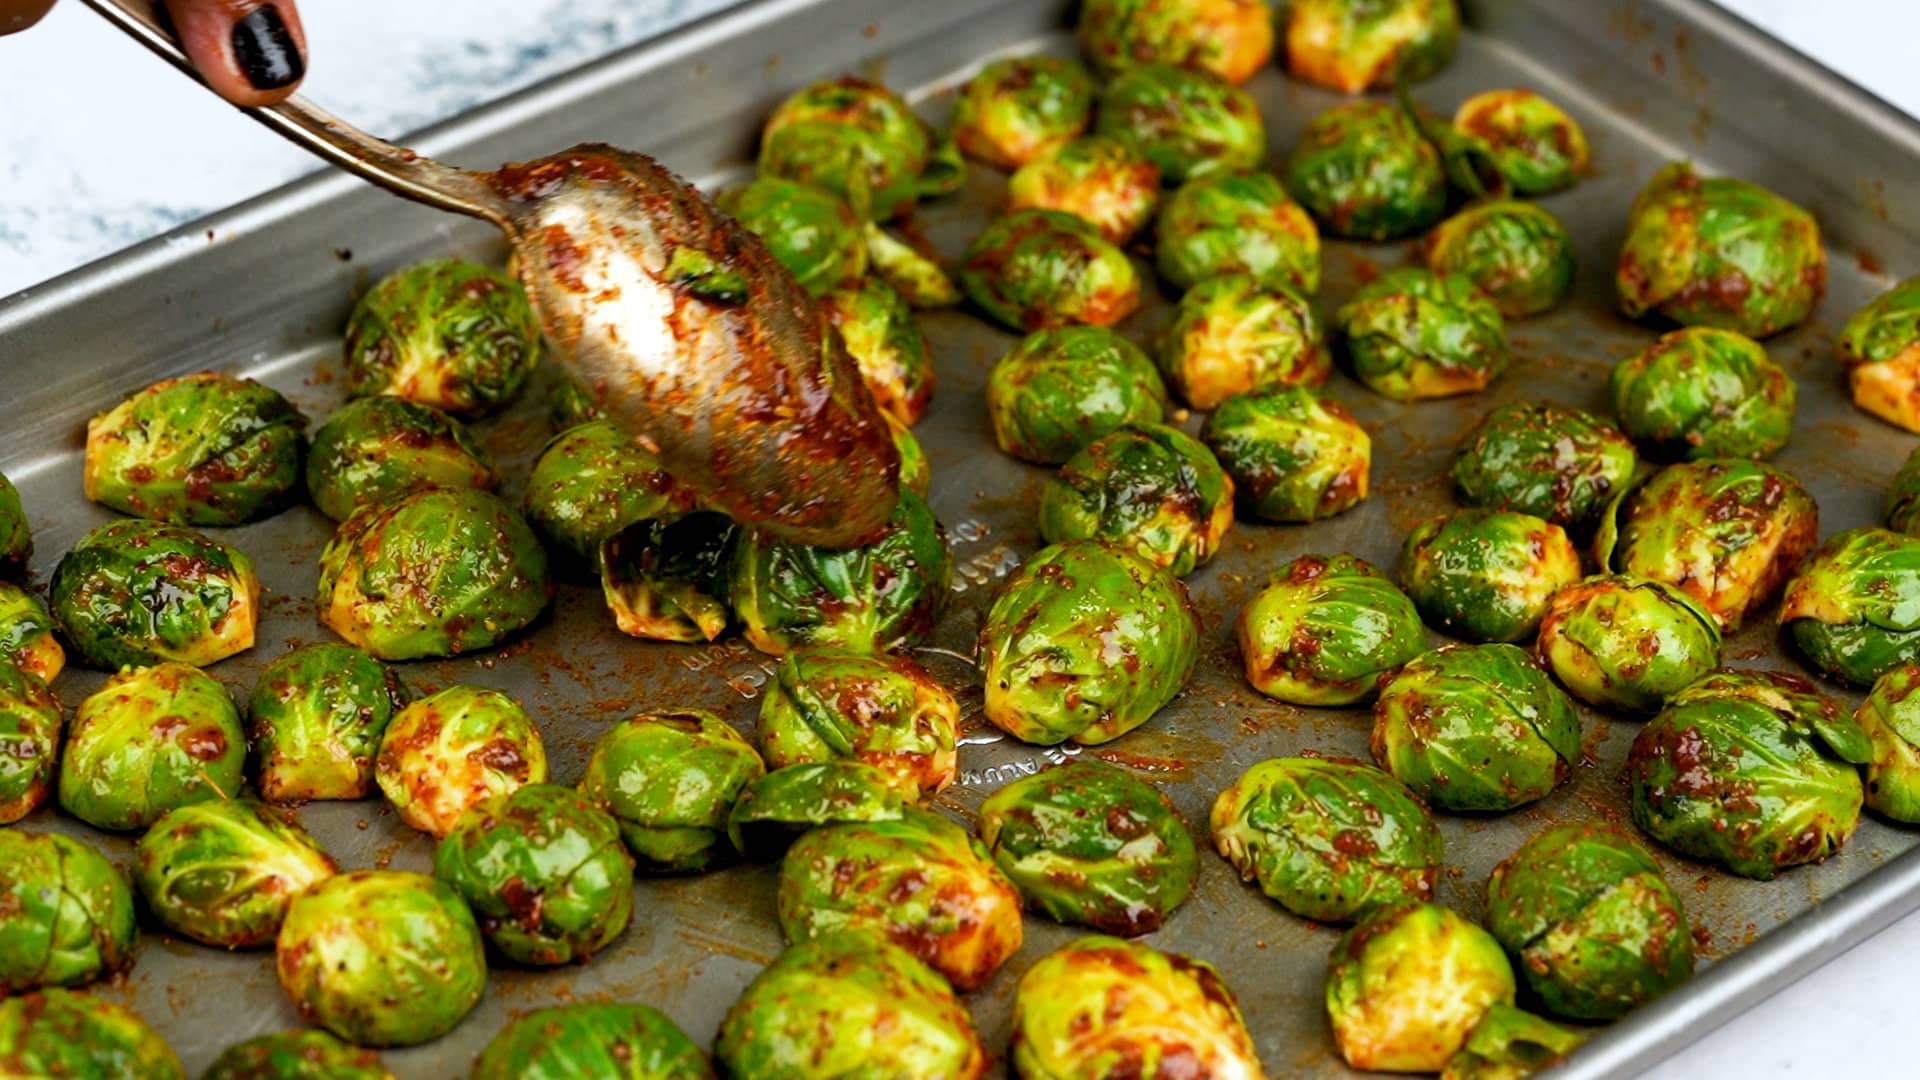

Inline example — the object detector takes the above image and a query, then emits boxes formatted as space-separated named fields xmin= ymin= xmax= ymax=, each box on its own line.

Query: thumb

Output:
xmin=162 ymin=0 xmax=307 ymax=107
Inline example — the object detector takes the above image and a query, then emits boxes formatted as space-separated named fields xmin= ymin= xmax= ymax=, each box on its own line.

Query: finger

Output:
xmin=0 ymin=0 xmax=59 ymax=35
xmin=162 ymin=0 xmax=307 ymax=107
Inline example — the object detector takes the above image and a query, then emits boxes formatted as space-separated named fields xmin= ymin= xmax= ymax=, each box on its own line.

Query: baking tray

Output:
xmin=3 ymin=0 xmax=1919 ymax=1075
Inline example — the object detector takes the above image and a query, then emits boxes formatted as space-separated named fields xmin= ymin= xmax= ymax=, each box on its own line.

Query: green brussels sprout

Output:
xmin=760 ymin=76 xmax=962 ymax=221
xmin=1155 ymin=170 xmax=1321 ymax=295
xmin=1537 ymin=576 xmax=1722 ymax=714
xmin=778 ymin=807 xmax=1023 ymax=990
xmin=1629 ymin=668 xmax=1866 ymax=879
xmin=304 ymin=396 xmax=496 ymax=522
xmin=1854 ymin=664 xmax=1920 ymax=823
xmin=981 ymin=540 xmax=1200 ymax=745
xmin=579 ymin=710 xmax=766 ymax=872
xmin=549 ymin=369 xmax=602 ymax=428
xmin=1286 ymin=101 xmax=1447 ymax=241
xmin=1609 ymin=327 xmax=1796 ymax=461
xmin=1093 ymin=62 xmax=1266 ymax=184
xmin=862 ymin=219 xmax=963 ymax=309
xmin=1160 ymin=273 xmax=1329 ymax=410
xmin=1326 ymin=902 xmax=1515 ymax=1073
xmin=726 ymin=761 xmax=906 ymax=860
xmin=1889 ymin=445 xmax=1920 ymax=536
xmin=1336 ymin=267 xmax=1508 ymax=400
xmin=1486 ymin=822 xmax=1694 ymax=1020
xmin=1839 ymin=275 xmax=1920 ymax=433
xmin=601 ymin=512 xmax=737 ymax=644
xmin=715 ymin=932 xmax=987 ymax=1079
xmin=980 ymin=760 xmax=1197 ymax=935
xmin=134 ymin=798 xmax=337 ymax=948
xmin=959 ymin=208 xmax=1141 ymax=332
xmin=1009 ymin=935 xmax=1262 ymax=1078
xmin=472 ymin=1004 xmax=713 ymax=1080
xmin=717 ymin=176 xmax=868 ymax=298
xmin=986 ymin=326 xmax=1168 ymax=465
xmin=952 ymin=56 xmax=1096 ymax=169
xmin=50 ymin=518 xmax=259 ymax=670
xmin=1237 ymin=554 xmax=1426 ymax=706
xmin=0 ymin=583 xmax=62 ymax=686
xmin=202 ymin=1030 xmax=394 ymax=1080
xmin=318 ymin=487 xmax=551 ymax=661
xmin=0 ymin=830 xmax=135 ymax=992
xmin=1038 ymin=423 xmax=1235 ymax=575
xmin=343 ymin=258 xmax=540 ymax=417
xmin=375 ymin=685 xmax=549 ymax=838
xmin=1616 ymin=161 xmax=1826 ymax=339
xmin=434 ymin=783 xmax=634 ymax=966
xmin=1425 ymin=201 xmax=1576 ymax=318
xmin=1373 ymin=644 xmax=1581 ymax=812
xmin=821 ymin=276 xmax=936 ymax=426
xmin=1452 ymin=402 xmax=1638 ymax=530
xmin=729 ymin=490 xmax=951 ymax=656
xmin=0 ymin=989 xmax=183 ymax=1080
xmin=1440 ymin=1005 xmax=1586 ymax=1080
xmin=1282 ymin=0 xmax=1459 ymax=93
xmin=1401 ymin=509 xmax=1582 ymax=644
xmin=1594 ymin=458 xmax=1819 ymax=631
xmin=275 ymin=869 xmax=486 ymax=1047
xmin=1452 ymin=89 xmax=1590 ymax=196
xmin=1006 ymin=134 xmax=1162 ymax=245
xmin=524 ymin=420 xmax=681 ymax=572
xmin=758 ymin=648 xmax=959 ymax=800
xmin=83 ymin=371 xmax=306 ymax=526
xmin=1781 ymin=527 xmax=1920 ymax=687
xmin=1202 ymin=385 xmax=1369 ymax=523
xmin=1078 ymin=0 xmax=1276 ymax=84
xmin=249 ymin=643 xmax=411 ymax=804
xmin=0 ymin=471 xmax=28 ymax=579
xmin=0 ymin=662 xmax=59 ymax=823
xmin=889 ymin=415 xmax=932 ymax=497
xmin=58 ymin=662 xmax=245 ymax=831
xmin=1210 ymin=756 xmax=1442 ymax=922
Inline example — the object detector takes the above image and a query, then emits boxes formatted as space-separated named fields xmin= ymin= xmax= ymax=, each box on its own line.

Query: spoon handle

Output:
xmin=79 ymin=0 xmax=511 ymax=227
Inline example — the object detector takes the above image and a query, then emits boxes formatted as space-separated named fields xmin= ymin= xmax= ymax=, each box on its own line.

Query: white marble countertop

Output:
xmin=2 ymin=0 xmax=1918 ymax=1075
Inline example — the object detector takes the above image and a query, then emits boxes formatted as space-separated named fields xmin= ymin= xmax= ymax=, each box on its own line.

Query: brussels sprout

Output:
xmin=343 ymin=258 xmax=540 ymax=417
xmin=760 ymin=76 xmax=962 ymax=221
xmin=579 ymin=710 xmax=766 ymax=872
xmin=1078 ymin=0 xmax=1275 ymax=84
xmin=987 ymin=326 xmax=1168 ymax=465
xmin=1006 ymin=135 xmax=1162 ymax=245
xmin=1038 ymin=424 xmax=1234 ymax=575
xmin=524 ymin=420 xmax=681 ymax=572
xmin=1440 ymin=1005 xmax=1586 ymax=1080
xmin=1211 ymin=756 xmax=1442 ymax=922
xmin=1282 ymin=0 xmax=1459 ymax=93
xmin=1452 ymin=402 xmax=1637 ymax=530
xmin=0 ymin=830 xmax=135 ymax=992
xmin=715 ymin=932 xmax=987 ymax=1079
xmin=1155 ymin=171 xmax=1321 ymax=295
xmin=1093 ymin=63 xmax=1265 ymax=184
xmin=0 ymin=989 xmax=183 ymax=1080
xmin=0 ymin=662 xmax=59 ymax=823
xmin=1452 ymin=89 xmax=1590 ymax=196
xmin=1373 ymin=644 xmax=1581 ymax=812
xmin=549 ymin=370 xmax=602 ymax=428
xmin=202 ymin=1030 xmax=394 ymax=1080
xmin=726 ymin=761 xmax=906 ymax=860
xmin=1609 ymin=327 xmax=1796 ymax=462
xmin=472 ymin=1004 xmax=713 ymax=1080
xmin=1401 ymin=509 xmax=1581 ymax=644
xmin=1537 ymin=576 xmax=1721 ymax=714
xmin=1202 ymin=386 xmax=1369 ymax=524
xmin=821 ymin=277 xmax=936 ymax=426
xmin=0 ymin=471 xmax=28 ymax=579
xmin=1629 ymin=668 xmax=1865 ymax=879
xmin=862 ymin=220 xmax=964 ymax=309
xmin=959 ymin=208 xmax=1141 ymax=332
xmin=1855 ymin=664 xmax=1920 ymax=823
xmin=951 ymin=56 xmax=1096 ymax=169
xmin=134 ymin=798 xmax=337 ymax=948
xmin=317 ymin=487 xmax=551 ymax=661
xmin=375 ymin=685 xmax=548 ymax=838
xmin=980 ymin=760 xmax=1197 ymax=935
xmin=601 ymin=512 xmax=737 ymax=644
xmin=1286 ymin=101 xmax=1447 ymax=241
xmin=1161 ymin=273 xmax=1329 ymax=411
xmin=1839 ymin=275 xmax=1920 ymax=432
xmin=275 ymin=869 xmax=486 ymax=1047
xmin=1326 ymin=902 xmax=1515 ymax=1073
xmin=304 ymin=396 xmax=496 ymax=522
xmin=1424 ymin=201 xmax=1575 ymax=318
xmin=83 ymin=372 xmax=306 ymax=526
xmin=758 ymin=649 xmax=959 ymax=800
xmin=1336 ymin=267 xmax=1508 ymax=401
xmin=1010 ymin=936 xmax=1262 ymax=1078
xmin=50 ymin=518 xmax=259 ymax=670
xmin=729 ymin=490 xmax=951 ymax=656
xmin=1486 ymin=822 xmax=1694 ymax=1020
xmin=717 ymin=176 xmax=868 ymax=297
xmin=1781 ymin=527 xmax=1920 ymax=687
xmin=58 ymin=662 xmax=245 ymax=831
xmin=1594 ymin=458 xmax=1819 ymax=631
xmin=249 ymin=643 xmax=411 ymax=804
xmin=1616 ymin=161 xmax=1826 ymax=339
xmin=1237 ymin=554 xmax=1426 ymax=706
xmin=1889 ymin=446 xmax=1920 ymax=536
xmin=981 ymin=540 xmax=1200 ymax=745
xmin=889 ymin=416 xmax=932 ymax=498
xmin=0 ymin=585 xmax=61 ymax=686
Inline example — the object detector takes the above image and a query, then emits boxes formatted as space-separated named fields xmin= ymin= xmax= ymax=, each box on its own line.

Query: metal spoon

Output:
xmin=80 ymin=0 xmax=902 ymax=549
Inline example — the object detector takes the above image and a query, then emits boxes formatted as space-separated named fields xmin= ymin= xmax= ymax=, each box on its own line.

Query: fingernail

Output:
xmin=231 ymin=5 xmax=303 ymax=90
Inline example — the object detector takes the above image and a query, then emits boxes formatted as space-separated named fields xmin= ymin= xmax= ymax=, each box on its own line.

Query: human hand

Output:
xmin=0 ymin=0 xmax=306 ymax=106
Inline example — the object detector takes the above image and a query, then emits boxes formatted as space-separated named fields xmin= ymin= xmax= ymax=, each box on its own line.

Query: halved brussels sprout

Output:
xmin=1282 ymin=0 xmax=1459 ymax=93
xmin=1010 ymin=936 xmax=1262 ymax=1078
xmin=1286 ymin=101 xmax=1447 ymax=240
xmin=1440 ymin=1005 xmax=1585 ymax=1080
xmin=981 ymin=540 xmax=1200 ymax=745
xmin=305 ymin=396 xmax=496 ymax=521
xmin=952 ymin=56 xmax=1096 ymax=169
xmin=1839 ymin=275 xmax=1920 ymax=432
xmin=0 ymin=989 xmax=183 ymax=1080
xmin=1238 ymin=554 xmax=1426 ymax=706
xmin=434 ymin=783 xmax=635 ymax=966
xmin=249 ymin=643 xmax=411 ymax=804
xmin=0 ymin=830 xmax=135 ymax=993
xmin=1211 ymin=756 xmax=1442 ymax=922
xmin=1425 ymin=201 xmax=1576 ymax=318
xmin=1327 ymin=902 xmax=1515 ymax=1073
xmin=1401 ymin=509 xmax=1581 ymax=644
xmin=0 ymin=662 xmax=59 ymax=823
xmin=1337 ymin=267 xmax=1508 ymax=400
xmin=134 ymin=798 xmax=337 ymax=948
xmin=375 ymin=685 xmax=549 ymax=838
xmin=1373 ymin=644 xmax=1581 ymax=813
xmin=821 ymin=276 xmax=936 ymax=426
xmin=1203 ymin=385 xmax=1368 ymax=523
xmin=0 ymin=471 xmax=27 ymax=579
xmin=1006 ymin=135 xmax=1162 ymax=245
xmin=344 ymin=258 xmax=540 ymax=417
xmin=865 ymin=222 xmax=963 ymax=309
xmin=988 ymin=326 xmax=1170 ymax=466
xmin=1093 ymin=62 xmax=1265 ymax=184
xmin=472 ymin=1004 xmax=712 ymax=1080
xmin=59 ymin=662 xmax=245 ymax=831
xmin=1856 ymin=664 xmax=1920 ymax=823
xmin=0 ymin=584 xmax=61 ymax=685
xmin=524 ymin=420 xmax=680 ymax=572
xmin=1890 ymin=445 xmax=1920 ymax=536
xmin=1781 ymin=527 xmax=1920 ymax=687
xmin=1453 ymin=402 xmax=1637 ymax=530
xmin=1078 ymin=0 xmax=1275 ymax=84
xmin=726 ymin=761 xmax=906 ymax=860
xmin=1617 ymin=162 xmax=1826 ymax=339
xmin=1161 ymin=273 xmax=1329 ymax=409
xmin=980 ymin=760 xmax=1197 ymax=935
xmin=1452 ymin=89 xmax=1590 ymax=196
xmin=601 ymin=512 xmax=737 ymax=644
xmin=718 ymin=175 xmax=868 ymax=297
xmin=318 ymin=487 xmax=551 ymax=661
xmin=960 ymin=208 xmax=1141 ymax=331
xmin=758 ymin=648 xmax=959 ymax=800
xmin=1610 ymin=327 xmax=1796 ymax=461
xmin=1038 ymin=423 xmax=1235 ymax=575
xmin=1537 ymin=576 xmax=1721 ymax=714
xmin=579 ymin=710 xmax=766 ymax=872
xmin=202 ymin=1030 xmax=393 ymax=1080
xmin=1156 ymin=170 xmax=1321 ymax=295
xmin=760 ymin=75 xmax=963 ymax=221
xmin=51 ymin=518 xmax=258 ymax=670
xmin=275 ymin=869 xmax=486 ymax=1047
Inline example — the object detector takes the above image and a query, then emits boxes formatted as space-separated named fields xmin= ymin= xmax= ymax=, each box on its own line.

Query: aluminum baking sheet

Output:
xmin=4 ymin=0 xmax=1920 ymax=1075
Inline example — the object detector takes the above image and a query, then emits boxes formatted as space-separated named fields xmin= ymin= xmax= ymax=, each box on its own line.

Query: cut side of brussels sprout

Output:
xmin=758 ymin=648 xmax=959 ymax=800
xmin=1425 ymin=201 xmax=1575 ymax=318
xmin=1452 ymin=89 xmax=1590 ymax=196
xmin=1093 ymin=62 xmax=1266 ymax=184
xmin=726 ymin=760 xmax=906 ymax=861
xmin=1237 ymin=554 xmax=1424 ymax=706
xmin=1038 ymin=423 xmax=1235 ymax=575
xmin=1336 ymin=267 xmax=1507 ymax=400
xmin=523 ymin=420 xmax=682 ymax=573
xmin=1286 ymin=101 xmax=1447 ymax=240
xmin=1078 ymin=0 xmax=1276 ymax=85
xmin=1840 ymin=275 xmax=1920 ymax=433
xmin=1781 ymin=527 xmax=1920 ymax=687
xmin=1452 ymin=402 xmax=1637 ymax=530
xmin=960 ymin=208 xmax=1142 ymax=331
xmin=1610 ymin=327 xmax=1796 ymax=461
xmin=579 ymin=710 xmax=766 ymax=872
xmin=987 ymin=326 xmax=1168 ymax=465
xmin=305 ymin=396 xmax=497 ymax=522
xmin=1006 ymin=134 xmax=1162 ymax=245
xmin=1155 ymin=170 xmax=1322 ymax=295
xmin=821 ymin=276 xmax=937 ymax=426
xmin=1203 ymin=385 xmax=1369 ymax=524
xmin=135 ymin=799 xmax=337 ymax=948
xmin=0 ymin=989 xmax=185 ymax=1080
xmin=600 ymin=512 xmax=737 ymax=644
xmin=952 ymin=55 xmax=1097 ymax=169
xmin=1326 ymin=902 xmax=1515 ymax=1073
xmin=343 ymin=258 xmax=541 ymax=417
xmin=375 ymin=685 xmax=549 ymax=838
xmin=0 ymin=830 xmax=137 ymax=994
xmin=58 ymin=662 xmax=245 ymax=831
xmin=249 ymin=643 xmax=411 ymax=804
xmin=0 ymin=661 xmax=60 ymax=823
xmin=1537 ymin=576 xmax=1721 ymax=714
xmin=471 ymin=1004 xmax=711 ymax=1080
xmin=1282 ymin=0 xmax=1460 ymax=93
xmin=760 ymin=76 xmax=962 ymax=222
xmin=1401 ymin=509 xmax=1581 ymax=644
xmin=1160 ymin=273 xmax=1329 ymax=409
xmin=51 ymin=518 xmax=259 ymax=670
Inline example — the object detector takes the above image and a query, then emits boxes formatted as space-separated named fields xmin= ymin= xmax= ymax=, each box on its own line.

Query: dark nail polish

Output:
xmin=232 ymin=5 xmax=304 ymax=90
